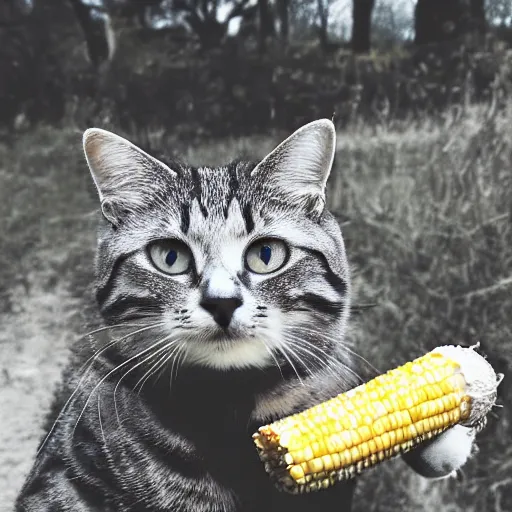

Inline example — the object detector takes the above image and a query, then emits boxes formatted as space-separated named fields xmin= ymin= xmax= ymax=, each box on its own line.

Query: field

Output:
xmin=0 ymin=103 xmax=511 ymax=511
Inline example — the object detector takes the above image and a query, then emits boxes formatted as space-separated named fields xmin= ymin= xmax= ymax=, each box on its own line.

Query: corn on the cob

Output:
xmin=253 ymin=345 xmax=500 ymax=494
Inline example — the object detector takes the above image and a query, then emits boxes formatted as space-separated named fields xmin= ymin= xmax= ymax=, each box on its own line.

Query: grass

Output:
xmin=333 ymin=105 xmax=512 ymax=511
xmin=1 ymin=101 xmax=511 ymax=510
xmin=0 ymin=126 xmax=96 ymax=312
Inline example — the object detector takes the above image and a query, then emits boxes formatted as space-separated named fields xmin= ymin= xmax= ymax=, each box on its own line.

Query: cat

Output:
xmin=16 ymin=120 xmax=477 ymax=511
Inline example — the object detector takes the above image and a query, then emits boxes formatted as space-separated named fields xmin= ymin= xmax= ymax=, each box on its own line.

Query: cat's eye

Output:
xmin=245 ymin=239 xmax=288 ymax=274
xmin=148 ymin=240 xmax=192 ymax=275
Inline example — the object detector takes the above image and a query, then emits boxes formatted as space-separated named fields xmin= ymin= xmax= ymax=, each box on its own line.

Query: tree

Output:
xmin=173 ymin=0 xmax=253 ymax=48
xmin=68 ymin=0 xmax=115 ymax=67
xmin=415 ymin=0 xmax=486 ymax=45
xmin=351 ymin=0 xmax=375 ymax=54
xmin=371 ymin=1 xmax=412 ymax=47
xmin=316 ymin=0 xmax=329 ymax=51
xmin=275 ymin=0 xmax=289 ymax=45
xmin=470 ymin=0 xmax=486 ymax=34
xmin=256 ymin=0 xmax=275 ymax=53
xmin=0 ymin=0 xmax=33 ymax=26
xmin=0 ymin=0 xmax=113 ymax=66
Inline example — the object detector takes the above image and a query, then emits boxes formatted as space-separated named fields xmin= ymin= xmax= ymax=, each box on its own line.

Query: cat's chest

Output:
xmin=165 ymin=385 xmax=259 ymax=474
xmin=162 ymin=398 xmax=350 ymax=511
xmin=99 ymin=373 xmax=356 ymax=511
xmin=157 ymin=388 xmax=353 ymax=511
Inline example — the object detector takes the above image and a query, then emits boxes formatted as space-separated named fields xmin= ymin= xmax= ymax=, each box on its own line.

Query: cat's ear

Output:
xmin=83 ymin=128 xmax=176 ymax=226
xmin=251 ymin=119 xmax=336 ymax=216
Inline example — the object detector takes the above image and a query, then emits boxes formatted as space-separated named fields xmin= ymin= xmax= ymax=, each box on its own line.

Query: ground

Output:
xmin=0 ymin=106 xmax=511 ymax=511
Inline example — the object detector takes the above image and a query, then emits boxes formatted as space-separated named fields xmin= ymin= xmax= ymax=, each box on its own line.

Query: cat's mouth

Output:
xmin=183 ymin=329 xmax=272 ymax=369
xmin=205 ymin=328 xmax=243 ymax=342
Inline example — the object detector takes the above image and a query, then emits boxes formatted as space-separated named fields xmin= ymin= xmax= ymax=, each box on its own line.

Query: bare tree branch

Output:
xmin=226 ymin=0 xmax=252 ymax=22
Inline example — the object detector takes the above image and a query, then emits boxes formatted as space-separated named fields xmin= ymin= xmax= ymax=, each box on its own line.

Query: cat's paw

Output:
xmin=402 ymin=424 xmax=478 ymax=479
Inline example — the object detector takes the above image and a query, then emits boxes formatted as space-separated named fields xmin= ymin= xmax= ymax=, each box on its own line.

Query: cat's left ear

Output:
xmin=251 ymin=119 xmax=336 ymax=216
xmin=83 ymin=128 xmax=176 ymax=226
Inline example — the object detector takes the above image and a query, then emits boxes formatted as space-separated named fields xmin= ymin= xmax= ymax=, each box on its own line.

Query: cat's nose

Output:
xmin=200 ymin=294 xmax=243 ymax=328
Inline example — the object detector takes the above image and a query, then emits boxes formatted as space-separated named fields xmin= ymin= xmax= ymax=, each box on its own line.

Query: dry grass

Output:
xmin=332 ymin=104 xmax=512 ymax=512
xmin=0 ymin=101 xmax=511 ymax=510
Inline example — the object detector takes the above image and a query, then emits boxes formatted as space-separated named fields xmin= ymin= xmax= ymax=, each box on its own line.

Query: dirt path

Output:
xmin=0 ymin=278 xmax=81 ymax=510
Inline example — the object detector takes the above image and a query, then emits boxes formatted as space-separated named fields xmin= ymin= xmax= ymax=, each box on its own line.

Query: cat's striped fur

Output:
xmin=16 ymin=120 xmax=476 ymax=511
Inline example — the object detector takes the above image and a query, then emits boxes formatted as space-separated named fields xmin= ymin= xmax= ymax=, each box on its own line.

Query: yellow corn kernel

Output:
xmin=289 ymin=465 xmax=305 ymax=481
xmin=360 ymin=441 xmax=370 ymax=459
xmin=358 ymin=425 xmax=372 ymax=442
xmin=253 ymin=345 xmax=499 ymax=494
xmin=381 ymin=432 xmax=391 ymax=450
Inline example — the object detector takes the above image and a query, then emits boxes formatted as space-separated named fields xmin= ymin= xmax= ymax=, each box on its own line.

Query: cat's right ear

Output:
xmin=83 ymin=128 xmax=176 ymax=226
xmin=250 ymin=119 xmax=336 ymax=217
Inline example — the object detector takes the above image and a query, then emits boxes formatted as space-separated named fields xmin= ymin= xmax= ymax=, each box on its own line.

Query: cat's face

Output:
xmin=84 ymin=120 xmax=351 ymax=372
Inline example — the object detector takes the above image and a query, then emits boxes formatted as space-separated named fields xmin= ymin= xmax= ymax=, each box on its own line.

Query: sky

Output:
xmin=226 ymin=0 xmax=416 ymax=38
xmin=152 ymin=0 xmax=417 ymax=38
xmin=330 ymin=0 xmax=415 ymax=39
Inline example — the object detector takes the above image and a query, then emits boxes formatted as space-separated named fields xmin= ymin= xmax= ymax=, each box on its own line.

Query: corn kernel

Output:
xmin=290 ymin=465 xmax=305 ymax=481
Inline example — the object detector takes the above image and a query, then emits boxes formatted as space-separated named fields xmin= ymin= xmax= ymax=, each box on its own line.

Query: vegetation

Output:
xmin=1 ymin=0 xmax=512 ymax=133
xmin=1 ymin=98 xmax=510 ymax=510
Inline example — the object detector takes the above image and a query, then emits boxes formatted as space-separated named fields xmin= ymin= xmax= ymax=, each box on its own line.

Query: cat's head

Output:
xmin=83 ymin=120 xmax=351 ymax=374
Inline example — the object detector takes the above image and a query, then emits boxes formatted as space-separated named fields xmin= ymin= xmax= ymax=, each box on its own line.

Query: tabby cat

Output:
xmin=16 ymin=120 xmax=477 ymax=511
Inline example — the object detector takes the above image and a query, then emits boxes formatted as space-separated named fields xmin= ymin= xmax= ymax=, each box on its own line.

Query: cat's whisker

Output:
xmin=37 ymin=321 xmax=165 ymax=456
xmin=294 ymin=326 xmax=382 ymax=375
xmin=283 ymin=335 xmax=345 ymax=382
xmin=79 ymin=322 xmax=150 ymax=339
xmin=262 ymin=342 xmax=285 ymax=381
xmin=279 ymin=339 xmax=316 ymax=379
xmin=282 ymin=335 xmax=331 ymax=377
xmin=113 ymin=350 xmax=167 ymax=427
xmin=286 ymin=334 xmax=364 ymax=385
xmin=175 ymin=345 xmax=188 ymax=380
xmin=137 ymin=341 xmax=183 ymax=395
xmin=136 ymin=353 xmax=171 ymax=395
xmin=112 ymin=335 xmax=180 ymax=425
xmin=275 ymin=345 xmax=304 ymax=386
xmin=284 ymin=331 xmax=353 ymax=379
xmin=78 ymin=322 xmax=167 ymax=377
xmin=291 ymin=324 xmax=380 ymax=375
xmin=113 ymin=344 xmax=174 ymax=427
xmin=169 ymin=343 xmax=187 ymax=394
xmin=72 ymin=335 xmax=179 ymax=438
xmin=169 ymin=344 xmax=182 ymax=387
xmin=302 ymin=340 xmax=363 ymax=384
xmin=134 ymin=348 xmax=175 ymax=395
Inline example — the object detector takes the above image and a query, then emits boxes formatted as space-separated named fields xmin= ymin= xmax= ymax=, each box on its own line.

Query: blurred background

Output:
xmin=0 ymin=0 xmax=511 ymax=510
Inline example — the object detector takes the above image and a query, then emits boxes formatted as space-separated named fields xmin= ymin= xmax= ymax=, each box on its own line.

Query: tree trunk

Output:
xmin=470 ymin=0 xmax=486 ymax=34
xmin=184 ymin=13 xmax=226 ymax=48
xmin=68 ymin=0 xmax=114 ymax=67
xmin=414 ymin=0 xmax=473 ymax=45
xmin=276 ymin=0 xmax=289 ymax=46
xmin=317 ymin=0 xmax=329 ymax=51
xmin=351 ymin=0 xmax=374 ymax=54
xmin=0 ymin=0 xmax=34 ymax=26
xmin=257 ymin=0 xmax=274 ymax=54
